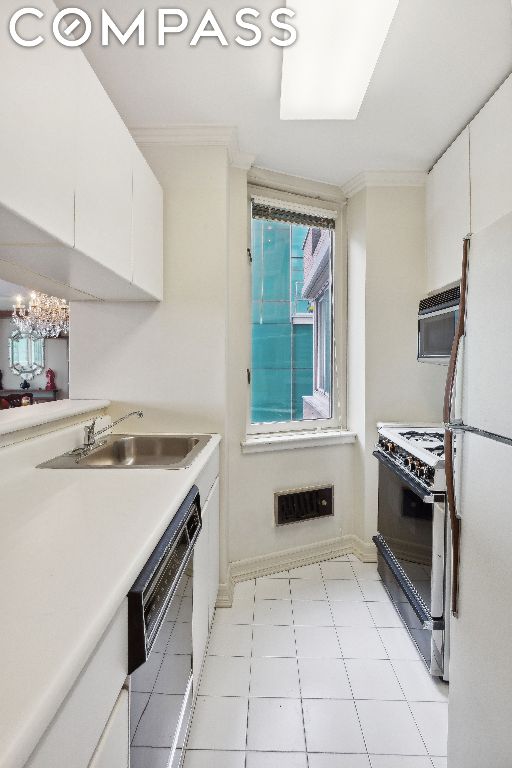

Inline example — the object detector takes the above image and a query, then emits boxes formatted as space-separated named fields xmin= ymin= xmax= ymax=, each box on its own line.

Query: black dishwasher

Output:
xmin=128 ymin=486 xmax=201 ymax=768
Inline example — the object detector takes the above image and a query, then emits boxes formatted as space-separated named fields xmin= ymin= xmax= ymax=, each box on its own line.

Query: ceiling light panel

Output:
xmin=281 ymin=0 xmax=400 ymax=120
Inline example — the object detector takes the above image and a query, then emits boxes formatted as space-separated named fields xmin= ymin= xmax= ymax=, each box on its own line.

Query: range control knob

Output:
xmin=404 ymin=456 xmax=412 ymax=468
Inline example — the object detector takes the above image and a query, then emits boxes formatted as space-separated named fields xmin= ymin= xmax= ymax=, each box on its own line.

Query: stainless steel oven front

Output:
xmin=128 ymin=486 xmax=201 ymax=768
xmin=373 ymin=455 xmax=450 ymax=679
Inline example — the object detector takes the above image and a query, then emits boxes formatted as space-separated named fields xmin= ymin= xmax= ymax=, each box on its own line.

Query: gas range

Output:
xmin=376 ymin=424 xmax=446 ymax=493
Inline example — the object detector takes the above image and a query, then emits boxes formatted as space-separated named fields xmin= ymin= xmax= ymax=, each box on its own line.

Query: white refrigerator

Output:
xmin=446 ymin=212 xmax=512 ymax=768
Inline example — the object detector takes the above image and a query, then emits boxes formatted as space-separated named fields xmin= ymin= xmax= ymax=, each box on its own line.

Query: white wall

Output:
xmin=347 ymin=185 xmax=446 ymax=542
xmin=0 ymin=318 xmax=69 ymax=397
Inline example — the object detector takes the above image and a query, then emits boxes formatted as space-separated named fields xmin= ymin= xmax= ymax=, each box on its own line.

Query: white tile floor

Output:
xmin=183 ymin=555 xmax=448 ymax=768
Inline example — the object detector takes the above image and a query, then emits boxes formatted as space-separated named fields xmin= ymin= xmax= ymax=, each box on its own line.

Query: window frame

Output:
xmin=246 ymin=185 xmax=344 ymax=436
xmin=315 ymin=286 xmax=330 ymax=396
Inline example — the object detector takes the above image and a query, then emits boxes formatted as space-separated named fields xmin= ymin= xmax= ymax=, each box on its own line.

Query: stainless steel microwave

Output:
xmin=418 ymin=284 xmax=460 ymax=364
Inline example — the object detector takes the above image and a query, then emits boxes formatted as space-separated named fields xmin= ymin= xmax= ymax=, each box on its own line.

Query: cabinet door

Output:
xmin=192 ymin=510 xmax=210 ymax=684
xmin=75 ymin=56 xmax=133 ymax=281
xmin=470 ymin=75 xmax=512 ymax=234
xmin=207 ymin=479 xmax=220 ymax=628
xmin=26 ymin=602 xmax=127 ymax=768
xmin=426 ymin=128 xmax=470 ymax=291
xmin=132 ymin=149 xmax=164 ymax=299
xmin=0 ymin=1 xmax=76 ymax=246
xmin=88 ymin=689 xmax=129 ymax=768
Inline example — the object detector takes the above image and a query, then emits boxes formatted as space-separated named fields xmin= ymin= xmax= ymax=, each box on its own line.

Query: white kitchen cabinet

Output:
xmin=26 ymin=602 xmax=127 ymax=768
xmin=88 ymin=689 xmax=129 ymax=768
xmin=192 ymin=477 xmax=220 ymax=685
xmin=0 ymin=2 xmax=77 ymax=246
xmin=470 ymin=75 xmax=512 ymax=234
xmin=426 ymin=128 xmax=470 ymax=292
xmin=0 ymin=1 xmax=163 ymax=302
xmin=132 ymin=148 xmax=164 ymax=300
xmin=75 ymin=56 xmax=134 ymax=283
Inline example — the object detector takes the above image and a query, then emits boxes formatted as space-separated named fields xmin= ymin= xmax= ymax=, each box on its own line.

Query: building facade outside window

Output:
xmin=249 ymin=196 xmax=337 ymax=432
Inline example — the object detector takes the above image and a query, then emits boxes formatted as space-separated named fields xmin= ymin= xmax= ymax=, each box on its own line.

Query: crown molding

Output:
xmin=342 ymin=171 xmax=427 ymax=199
xmin=129 ymin=125 xmax=255 ymax=170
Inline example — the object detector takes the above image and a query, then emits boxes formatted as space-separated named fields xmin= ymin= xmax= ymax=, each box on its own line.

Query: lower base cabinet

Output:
xmin=88 ymin=688 xmax=129 ymax=768
xmin=26 ymin=602 xmax=127 ymax=768
xmin=24 ymin=454 xmax=220 ymax=768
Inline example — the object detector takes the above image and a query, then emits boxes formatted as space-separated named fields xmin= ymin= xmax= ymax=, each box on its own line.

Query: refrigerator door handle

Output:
xmin=443 ymin=236 xmax=470 ymax=425
xmin=448 ymin=422 xmax=512 ymax=449
xmin=444 ymin=236 xmax=471 ymax=618
xmin=445 ymin=428 xmax=461 ymax=617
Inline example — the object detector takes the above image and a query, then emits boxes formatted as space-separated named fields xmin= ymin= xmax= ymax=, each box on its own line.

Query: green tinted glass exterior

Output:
xmin=251 ymin=219 xmax=314 ymax=424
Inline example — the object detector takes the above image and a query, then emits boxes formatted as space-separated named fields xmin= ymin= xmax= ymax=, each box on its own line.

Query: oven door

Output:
xmin=375 ymin=457 xmax=434 ymax=612
xmin=418 ymin=306 xmax=458 ymax=363
xmin=374 ymin=453 xmax=448 ymax=675
xmin=130 ymin=561 xmax=193 ymax=768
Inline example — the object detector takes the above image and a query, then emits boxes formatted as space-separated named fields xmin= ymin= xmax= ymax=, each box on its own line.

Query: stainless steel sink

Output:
xmin=38 ymin=434 xmax=211 ymax=470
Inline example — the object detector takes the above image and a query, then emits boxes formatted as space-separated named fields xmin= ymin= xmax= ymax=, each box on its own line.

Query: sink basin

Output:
xmin=38 ymin=434 xmax=211 ymax=470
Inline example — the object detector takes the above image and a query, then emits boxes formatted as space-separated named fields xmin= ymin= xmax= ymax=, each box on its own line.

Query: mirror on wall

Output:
xmin=9 ymin=331 xmax=45 ymax=380
xmin=0 ymin=279 xmax=70 ymax=404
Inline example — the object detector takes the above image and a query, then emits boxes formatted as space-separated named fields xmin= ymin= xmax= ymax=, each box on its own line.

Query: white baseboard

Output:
xmin=216 ymin=534 xmax=376 ymax=608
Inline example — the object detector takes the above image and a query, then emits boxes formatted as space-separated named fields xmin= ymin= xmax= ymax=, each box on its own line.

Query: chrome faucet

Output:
xmin=76 ymin=410 xmax=144 ymax=460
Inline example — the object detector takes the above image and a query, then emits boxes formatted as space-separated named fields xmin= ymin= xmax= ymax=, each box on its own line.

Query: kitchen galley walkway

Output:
xmin=185 ymin=554 xmax=448 ymax=768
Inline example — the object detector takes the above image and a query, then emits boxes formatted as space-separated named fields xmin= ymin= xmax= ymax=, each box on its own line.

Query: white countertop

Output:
xmin=0 ymin=399 xmax=110 ymax=436
xmin=0 ymin=425 xmax=221 ymax=768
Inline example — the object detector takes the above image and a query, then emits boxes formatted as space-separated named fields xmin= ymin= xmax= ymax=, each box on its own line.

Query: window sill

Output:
xmin=241 ymin=429 xmax=357 ymax=454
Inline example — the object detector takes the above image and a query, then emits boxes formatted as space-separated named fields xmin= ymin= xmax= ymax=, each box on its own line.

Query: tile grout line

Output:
xmin=321 ymin=559 xmax=370 ymax=763
xmin=289 ymin=573 xmax=311 ymax=768
xmin=243 ymin=579 xmax=256 ymax=768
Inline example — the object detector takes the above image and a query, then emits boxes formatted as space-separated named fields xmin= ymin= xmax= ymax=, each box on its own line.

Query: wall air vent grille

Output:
xmin=274 ymin=485 xmax=334 ymax=526
xmin=419 ymin=285 xmax=460 ymax=315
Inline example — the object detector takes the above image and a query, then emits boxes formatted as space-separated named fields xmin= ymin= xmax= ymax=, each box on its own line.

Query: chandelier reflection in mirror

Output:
xmin=12 ymin=291 xmax=70 ymax=338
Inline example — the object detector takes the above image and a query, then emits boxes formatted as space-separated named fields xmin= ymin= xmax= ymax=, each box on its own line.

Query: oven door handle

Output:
xmin=443 ymin=236 xmax=470 ymax=617
xmin=372 ymin=450 xmax=434 ymax=503
xmin=373 ymin=534 xmax=444 ymax=630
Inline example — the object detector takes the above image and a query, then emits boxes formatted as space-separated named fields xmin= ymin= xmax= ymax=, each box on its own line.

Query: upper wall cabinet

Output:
xmin=75 ymin=57 xmax=134 ymax=284
xmin=470 ymin=76 xmax=512 ymax=235
xmin=0 ymin=0 xmax=163 ymax=301
xmin=0 ymin=5 xmax=78 ymax=247
xmin=426 ymin=128 xmax=470 ymax=292
xmin=132 ymin=149 xmax=164 ymax=300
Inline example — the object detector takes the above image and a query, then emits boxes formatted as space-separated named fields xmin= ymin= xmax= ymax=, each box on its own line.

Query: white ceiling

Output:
xmin=65 ymin=0 xmax=512 ymax=186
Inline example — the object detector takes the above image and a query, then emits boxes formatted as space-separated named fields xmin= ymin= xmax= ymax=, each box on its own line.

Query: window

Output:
xmin=249 ymin=195 xmax=336 ymax=430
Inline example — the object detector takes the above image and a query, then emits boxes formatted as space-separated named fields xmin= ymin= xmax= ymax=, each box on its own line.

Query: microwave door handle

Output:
xmin=444 ymin=236 xmax=470 ymax=617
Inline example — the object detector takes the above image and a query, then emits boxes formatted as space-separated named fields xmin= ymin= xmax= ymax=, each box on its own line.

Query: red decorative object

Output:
xmin=45 ymin=368 xmax=56 ymax=391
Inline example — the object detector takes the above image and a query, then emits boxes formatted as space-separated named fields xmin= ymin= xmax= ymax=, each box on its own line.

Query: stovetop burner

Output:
xmin=424 ymin=445 xmax=444 ymax=456
xmin=399 ymin=430 xmax=444 ymax=444
xmin=376 ymin=424 xmax=447 ymax=492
